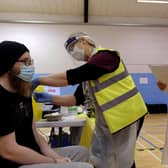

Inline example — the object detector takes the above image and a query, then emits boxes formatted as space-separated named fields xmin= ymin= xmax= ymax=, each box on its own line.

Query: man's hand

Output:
xmin=54 ymin=156 xmax=71 ymax=163
xmin=33 ymin=92 xmax=53 ymax=103
xmin=157 ymin=80 xmax=167 ymax=90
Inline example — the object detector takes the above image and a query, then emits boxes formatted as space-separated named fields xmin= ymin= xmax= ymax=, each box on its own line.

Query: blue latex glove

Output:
xmin=33 ymin=92 xmax=53 ymax=103
xmin=31 ymin=77 xmax=40 ymax=91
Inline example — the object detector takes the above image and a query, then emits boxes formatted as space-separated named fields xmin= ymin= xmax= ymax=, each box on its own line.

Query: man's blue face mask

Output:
xmin=16 ymin=65 xmax=35 ymax=82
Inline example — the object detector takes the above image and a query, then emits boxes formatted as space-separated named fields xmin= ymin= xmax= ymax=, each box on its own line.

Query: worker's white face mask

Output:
xmin=71 ymin=46 xmax=85 ymax=61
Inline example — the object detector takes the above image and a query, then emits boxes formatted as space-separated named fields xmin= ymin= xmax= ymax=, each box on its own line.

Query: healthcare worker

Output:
xmin=32 ymin=32 xmax=148 ymax=168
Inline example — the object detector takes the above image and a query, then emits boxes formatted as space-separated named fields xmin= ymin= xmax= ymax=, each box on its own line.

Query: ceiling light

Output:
xmin=137 ymin=0 xmax=168 ymax=4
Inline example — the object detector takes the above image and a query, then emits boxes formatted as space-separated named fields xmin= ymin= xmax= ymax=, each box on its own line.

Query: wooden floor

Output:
xmin=136 ymin=113 xmax=168 ymax=168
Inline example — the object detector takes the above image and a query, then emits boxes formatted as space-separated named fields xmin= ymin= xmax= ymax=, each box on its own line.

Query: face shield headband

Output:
xmin=64 ymin=36 xmax=79 ymax=52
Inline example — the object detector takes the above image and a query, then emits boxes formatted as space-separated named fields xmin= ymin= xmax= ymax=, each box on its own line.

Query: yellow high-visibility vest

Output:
xmin=89 ymin=48 xmax=148 ymax=133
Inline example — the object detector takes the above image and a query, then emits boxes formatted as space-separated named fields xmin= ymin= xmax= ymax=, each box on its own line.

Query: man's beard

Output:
xmin=8 ymin=71 xmax=32 ymax=97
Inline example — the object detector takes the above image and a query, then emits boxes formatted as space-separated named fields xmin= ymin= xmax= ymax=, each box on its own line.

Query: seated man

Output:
xmin=0 ymin=41 xmax=93 ymax=168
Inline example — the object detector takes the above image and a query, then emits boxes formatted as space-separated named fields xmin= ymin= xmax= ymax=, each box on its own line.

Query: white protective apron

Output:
xmin=85 ymin=82 xmax=141 ymax=168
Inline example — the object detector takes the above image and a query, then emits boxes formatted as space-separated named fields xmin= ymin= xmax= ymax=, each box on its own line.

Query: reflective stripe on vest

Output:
xmin=101 ymin=87 xmax=138 ymax=112
xmin=89 ymin=48 xmax=147 ymax=133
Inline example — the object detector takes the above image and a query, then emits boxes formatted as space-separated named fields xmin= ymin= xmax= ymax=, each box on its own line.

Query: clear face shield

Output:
xmin=64 ymin=36 xmax=77 ymax=54
xmin=64 ymin=33 xmax=96 ymax=61
xmin=65 ymin=36 xmax=85 ymax=61
xmin=70 ymin=46 xmax=85 ymax=61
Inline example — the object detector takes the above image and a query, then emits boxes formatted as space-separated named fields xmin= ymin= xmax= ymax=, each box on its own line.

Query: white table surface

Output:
xmin=36 ymin=115 xmax=86 ymax=128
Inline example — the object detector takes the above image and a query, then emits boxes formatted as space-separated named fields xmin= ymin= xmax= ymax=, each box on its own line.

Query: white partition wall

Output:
xmin=0 ymin=23 xmax=168 ymax=73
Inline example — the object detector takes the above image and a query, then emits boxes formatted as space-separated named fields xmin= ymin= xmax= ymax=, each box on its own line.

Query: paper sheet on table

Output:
xmin=149 ymin=64 xmax=168 ymax=92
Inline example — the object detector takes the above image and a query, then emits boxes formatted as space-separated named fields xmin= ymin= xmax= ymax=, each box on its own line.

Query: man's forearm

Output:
xmin=36 ymin=132 xmax=61 ymax=159
xmin=3 ymin=144 xmax=54 ymax=164
xmin=33 ymin=128 xmax=71 ymax=163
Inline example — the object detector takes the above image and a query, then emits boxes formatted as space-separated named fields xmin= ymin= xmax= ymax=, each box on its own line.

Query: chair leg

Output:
xmin=131 ymin=161 xmax=136 ymax=168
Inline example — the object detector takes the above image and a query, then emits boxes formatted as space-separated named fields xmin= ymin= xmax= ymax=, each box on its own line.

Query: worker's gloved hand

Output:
xmin=31 ymin=77 xmax=40 ymax=91
xmin=33 ymin=92 xmax=53 ymax=103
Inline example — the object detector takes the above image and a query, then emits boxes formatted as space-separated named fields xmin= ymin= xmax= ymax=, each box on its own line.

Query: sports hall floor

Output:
xmin=136 ymin=113 xmax=168 ymax=168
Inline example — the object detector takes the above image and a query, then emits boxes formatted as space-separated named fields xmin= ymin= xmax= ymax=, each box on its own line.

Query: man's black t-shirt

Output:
xmin=0 ymin=85 xmax=41 ymax=168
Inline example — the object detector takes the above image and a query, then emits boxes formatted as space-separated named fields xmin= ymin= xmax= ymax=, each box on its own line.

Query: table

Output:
xmin=36 ymin=116 xmax=86 ymax=128
xmin=36 ymin=116 xmax=86 ymax=147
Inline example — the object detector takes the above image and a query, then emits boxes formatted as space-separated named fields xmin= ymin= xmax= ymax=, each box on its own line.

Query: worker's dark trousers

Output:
xmin=131 ymin=116 xmax=145 ymax=168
